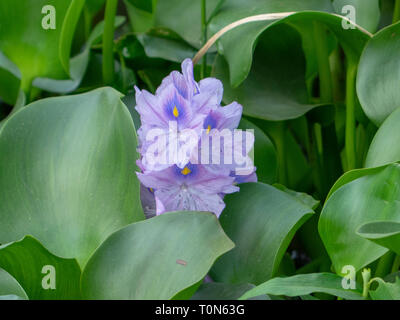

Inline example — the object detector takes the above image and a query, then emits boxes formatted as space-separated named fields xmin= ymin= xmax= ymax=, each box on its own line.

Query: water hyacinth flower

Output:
xmin=135 ymin=58 xmax=256 ymax=217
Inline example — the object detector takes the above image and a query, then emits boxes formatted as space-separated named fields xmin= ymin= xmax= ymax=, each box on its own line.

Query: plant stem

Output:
xmin=375 ymin=251 xmax=395 ymax=278
xmin=313 ymin=22 xmax=341 ymax=197
xmin=313 ymin=22 xmax=333 ymax=103
xmin=274 ymin=122 xmax=288 ymax=186
xmin=83 ymin=6 xmax=92 ymax=40
xmin=345 ymin=64 xmax=357 ymax=170
xmin=102 ymin=0 xmax=118 ymax=85
xmin=391 ymin=255 xmax=400 ymax=273
xmin=201 ymin=0 xmax=207 ymax=78
xmin=394 ymin=0 xmax=400 ymax=24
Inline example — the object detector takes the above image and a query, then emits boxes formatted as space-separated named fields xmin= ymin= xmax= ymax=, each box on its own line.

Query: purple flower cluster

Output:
xmin=135 ymin=59 xmax=256 ymax=217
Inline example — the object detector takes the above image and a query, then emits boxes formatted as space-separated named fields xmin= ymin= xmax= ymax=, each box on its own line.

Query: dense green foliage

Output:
xmin=1 ymin=0 xmax=400 ymax=300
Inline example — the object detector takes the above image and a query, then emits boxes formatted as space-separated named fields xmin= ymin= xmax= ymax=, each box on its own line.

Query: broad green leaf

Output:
xmin=210 ymin=182 xmax=314 ymax=285
xmin=0 ymin=236 xmax=81 ymax=300
xmin=326 ymin=165 xmax=387 ymax=200
xmin=357 ymin=22 xmax=400 ymax=126
xmin=0 ymin=87 xmax=144 ymax=267
xmin=191 ymin=282 xmax=269 ymax=300
xmin=209 ymin=4 xmax=371 ymax=88
xmin=125 ymin=0 xmax=223 ymax=48
xmin=273 ymin=184 xmax=320 ymax=210
xmin=365 ymin=108 xmax=400 ymax=168
xmin=238 ymin=118 xmax=277 ymax=184
xmin=81 ymin=211 xmax=234 ymax=300
xmin=319 ymin=163 xmax=400 ymax=273
xmin=155 ymin=0 xmax=223 ymax=49
xmin=239 ymin=273 xmax=363 ymax=300
xmin=137 ymin=31 xmax=197 ymax=63
xmin=0 ymin=0 xmax=83 ymax=88
xmin=33 ymin=16 xmax=126 ymax=93
xmin=333 ymin=0 xmax=380 ymax=33
xmin=213 ymin=24 xmax=317 ymax=121
xmin=369 ymin=277 xmax=400 ymax=300
xmin=0 ymin=268 xmax=28 ymax=300
xmin=124 ymin=0 xmax=155 ymax=33
xmin=357 ymin=221 xmax=400 ymax=255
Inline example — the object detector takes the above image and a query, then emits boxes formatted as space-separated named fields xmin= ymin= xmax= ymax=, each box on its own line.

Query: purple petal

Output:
xmin=181 ymin=58 xmax=199 ymax=95
xmin=199 ymin=78 xmax=223 ymax=104
xmin=135 ymin=87 xmax=168 ymax=128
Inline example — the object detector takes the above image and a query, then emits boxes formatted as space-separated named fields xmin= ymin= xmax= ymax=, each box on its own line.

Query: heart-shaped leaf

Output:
xmin=319 ymin=163 xmax=400 ymax=273
xmin=81 ymin=211 xmax=234 ymax=300
xmin=0 ymin=236 xmax=81 ymax=300
xmin=357 ymin=22 xmax=400 ymax=125
xmin=209 ymin=5 xmax=370 ymax=88
xmin=213 ymin=24 xmax=317 ymax=121
xmin=0 ymin=87 xmax=144 ymax=267
xmin=239 ymin=273 xmax=363 ymax=300
xmin=210 ymin=182 xmax=314 ymax=285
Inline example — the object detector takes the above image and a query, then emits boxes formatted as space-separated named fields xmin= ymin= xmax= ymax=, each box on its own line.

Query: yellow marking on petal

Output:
xmin=173 ymin=105 xmax=179 ymax=118
xmin=149 ymin=188 xmax=154 ymax=192
xmin=181 ymin=167 xmax=191 ymax=175
xmin=206 ymin=125 xmax=211 ymax=134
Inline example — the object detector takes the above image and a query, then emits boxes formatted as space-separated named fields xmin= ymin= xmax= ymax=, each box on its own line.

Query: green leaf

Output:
xmin=369 ymin=277 xmax=400 ymax=300
xmin=357 ymin=221 xmax=400 ymax=255
xmin=213 ymin=24 xmax=317 ymax=121
xmin=0 ymin=268 xmax=28 ymax=300
xmin=125 ymin=0 xmax=223 ymax=48
xmin=137 ymin=31 xmax=197 ymax=63
xmin=86 ymin=0 xmax=106 ymax=16
xmin=81 ymin=211 xmax=234 ymax=300
xmin=209 ymin=4 xmax=371 ymax=88
xmin=326 ymin=165 xmax=387 ymax=200
xmin=319 ymin=163 xmax=400 ymax=273
xmin=191 ymin=282 xmax=269 ymax=300
xmin=0 ymin=87 xmax=144 ymax=267
xmin=365 ymin=108 xmax=400 ymax=168
xmin=33 ymin=16 xmax=126 ymax=93
xmin=126 ymin=0 xmax=153 ymax=13
xmin=238 ymin=118 xmax=277 ymax=184
xmin=210 ymin=182 xmax=314 ymax=285
xmin=155 ymin=0 xmax=223 ymax=49
xmin=0 ymin=236 xmax=81 ymax=300
xmin=333 ymin=0 xmax=380 ymax=33
xmin=0 ymin=0 xmax=83 ymax=87
xmin=239 ymin=273 xmax=364 ymax=300
xmin=59 ymin=0 xmax=85 ymax=74
xmin=357 ymin=22 xmax=400 ymax=126
xmin=0 ymin=52 xmax=20 ymax=105
xmin=273 ymin=184 xmax=320 ymax=210
xmin=124 ymin=0 xmax=155 ymax=33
